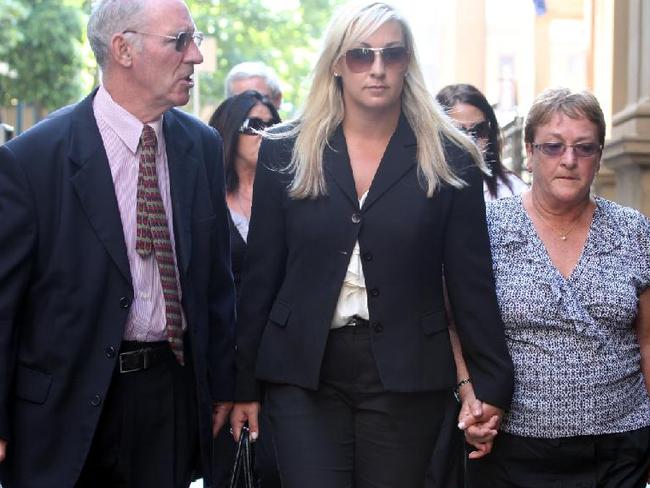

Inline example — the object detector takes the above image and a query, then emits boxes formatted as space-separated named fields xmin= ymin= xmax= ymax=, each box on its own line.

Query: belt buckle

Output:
xmin=118 ymin=348 xmax=150 ymax=374
xmin=347 ymin=316 xmax=366 ymax=327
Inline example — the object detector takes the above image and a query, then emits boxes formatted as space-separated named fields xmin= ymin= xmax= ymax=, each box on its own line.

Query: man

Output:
xmin=0 ymin=0 xmax=236 ymax=486
xmin=224 ymin=61 xmax=283 ymax=109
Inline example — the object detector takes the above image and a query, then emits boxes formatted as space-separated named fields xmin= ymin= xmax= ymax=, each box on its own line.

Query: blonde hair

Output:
xmin=270 ymin=0 xmax=485 ymax=198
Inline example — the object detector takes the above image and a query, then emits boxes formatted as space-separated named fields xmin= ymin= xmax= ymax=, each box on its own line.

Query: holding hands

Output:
xmin=455 ymin=381 xmax=504 ymax=459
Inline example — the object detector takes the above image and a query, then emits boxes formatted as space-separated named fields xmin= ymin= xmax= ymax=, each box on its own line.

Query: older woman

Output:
xmin=465 ymin=88 xmax=650 ymax=487
xmin=229 ymin=1 xmax=513 ymax=487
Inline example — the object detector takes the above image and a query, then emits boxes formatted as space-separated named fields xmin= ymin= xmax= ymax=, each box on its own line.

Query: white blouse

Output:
xmin=331 ymin=191 xmax=369 ymax=328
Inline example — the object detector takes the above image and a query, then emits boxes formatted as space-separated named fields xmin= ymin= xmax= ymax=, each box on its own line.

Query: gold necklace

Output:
xmin=532 ymin=200 xmax=589 ymax=241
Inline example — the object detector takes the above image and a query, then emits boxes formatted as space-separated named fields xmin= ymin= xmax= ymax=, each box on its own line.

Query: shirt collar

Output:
xmin=94 ymin=85 xmax=164 ymax=157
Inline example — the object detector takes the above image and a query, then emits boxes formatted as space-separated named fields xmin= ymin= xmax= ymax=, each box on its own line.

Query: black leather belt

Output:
xmin=344 ymin=316 xmax=369 ymax=327
xmin=119 ymin=341 xmax=171 ymax=374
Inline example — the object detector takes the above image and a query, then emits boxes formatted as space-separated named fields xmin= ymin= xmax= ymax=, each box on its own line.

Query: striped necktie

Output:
xmin=135 ymin=124 xmax=184 ymax=365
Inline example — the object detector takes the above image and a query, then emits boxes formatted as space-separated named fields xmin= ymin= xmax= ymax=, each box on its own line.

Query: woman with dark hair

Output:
xmin=208 ymin=90 xmax=281 ymax=488
xmin=426 ymin=84 xmax=526 ymax=488
xmin=208 ymin=90 xmax=280 ymax=291
xmin=436 ymin=83 xmax=526 ymax=201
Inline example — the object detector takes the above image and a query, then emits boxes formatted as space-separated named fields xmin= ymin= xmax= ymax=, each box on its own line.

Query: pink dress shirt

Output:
xmin=93 ymin=85 xmax=185 ymax=341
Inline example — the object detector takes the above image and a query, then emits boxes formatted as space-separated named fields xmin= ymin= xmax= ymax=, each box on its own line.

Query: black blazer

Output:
xmin=235 ymin=114 xmax=513 ymax=410
xmin=0 ymin=90 xmax=236 ymax=487
xmin=228 ymin=212 xmax=248 ymax=299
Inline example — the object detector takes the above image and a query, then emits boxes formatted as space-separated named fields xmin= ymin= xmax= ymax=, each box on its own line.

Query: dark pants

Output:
xmin=425 ymin=393 xmax=465 ymax=488
xmin=265 ymin=324 xmax=447 ymax=488
xmin=76 ymin=341 xmax=199 ymax=488
xmin=466 ymin=428 xmax=650 ymax=488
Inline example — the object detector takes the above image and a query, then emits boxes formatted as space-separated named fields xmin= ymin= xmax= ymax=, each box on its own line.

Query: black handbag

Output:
xmin=228 ymin=425 xmax=256 ymax=488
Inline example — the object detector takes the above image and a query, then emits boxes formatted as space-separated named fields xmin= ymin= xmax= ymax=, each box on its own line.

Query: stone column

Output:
xmin=601 ymin=0 xmax=650 ymax=214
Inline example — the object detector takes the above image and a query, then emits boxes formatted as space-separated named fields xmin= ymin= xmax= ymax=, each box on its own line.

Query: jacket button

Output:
xmin=105 ymin=346 xmax=116 ymax=358
xmin=351 ymin=213 xmax=362 ymax=224
xmin=373 ymin=322 xmax=384 ymax=333
xmin=90 ymin=394 xmax=102 ymax=407
xmin=362 ymin=252 xmax=373 ymax=261
xmin=119 ymin=296 xmax=130 ymax=309
xmin=369 ymin=287 xmax=379 ymax=297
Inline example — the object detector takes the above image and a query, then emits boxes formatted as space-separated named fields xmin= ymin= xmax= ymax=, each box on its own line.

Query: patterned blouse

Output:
xmin=486 ymin=196 xmax=650 ymax=438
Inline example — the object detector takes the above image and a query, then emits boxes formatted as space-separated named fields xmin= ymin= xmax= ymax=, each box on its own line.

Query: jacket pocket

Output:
xmin=268 ymin=301 xmax=291 ymax=328
xmin=15 ymin=364 xmax=52 ymax=404
xmin=421 ymin=309 xmax=448 ymax=336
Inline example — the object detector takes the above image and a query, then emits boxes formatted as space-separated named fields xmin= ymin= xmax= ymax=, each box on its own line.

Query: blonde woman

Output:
xmin=230 ymin=2 xmax=513 ymax=486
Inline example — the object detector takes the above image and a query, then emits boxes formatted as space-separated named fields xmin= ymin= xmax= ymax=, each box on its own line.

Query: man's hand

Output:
xmin=0 ymin=438 xmax=6 ymax=463
xmin=212 ymin=401 xmax=234 ymax=437
xmin=230 ymin=402 xmax=260 ymax=442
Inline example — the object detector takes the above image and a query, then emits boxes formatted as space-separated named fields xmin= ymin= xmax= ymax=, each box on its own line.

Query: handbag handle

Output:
xmin=228 ymin=424 xmax=255 ymax=488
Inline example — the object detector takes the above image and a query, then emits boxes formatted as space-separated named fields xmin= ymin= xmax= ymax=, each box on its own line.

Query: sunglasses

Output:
xmin=532 ymin=142 xmax=602 ymax=158
xmin=343 ymin=46 xmax=410 ymax=73
xmin=457 ymin=121 xmax=490 ymax=140
xmin=122 ymin=30 xmax=204 ymax=52
xmin=239 ymin=118 xmax=272 ymax=135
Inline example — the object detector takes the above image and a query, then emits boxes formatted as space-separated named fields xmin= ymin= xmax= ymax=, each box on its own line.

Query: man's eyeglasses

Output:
xmin=532 ymin=142 xmax=602 ymax=158
xmin=457 ymin=120 xmax=490 ymax=140
xmin=122 ymin=30 xmax=204 ymax=52
xmin=343 ymin=46 xmax=410 ymax=73
xmin=239 ymin=118 xmax=272 ymax=136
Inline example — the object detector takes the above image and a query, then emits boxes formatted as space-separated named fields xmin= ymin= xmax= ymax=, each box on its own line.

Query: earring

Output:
xmin=333 ymin=72 xmax=341 ymax=77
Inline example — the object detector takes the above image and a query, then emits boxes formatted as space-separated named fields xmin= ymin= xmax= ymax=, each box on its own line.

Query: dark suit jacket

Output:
xmin=235 ymin=114 xmax=513 ymax=409
xmin=227 ymin=212 xmax=247 ymax=300
xmin=0 ymin=90 xmax=236 ymax=487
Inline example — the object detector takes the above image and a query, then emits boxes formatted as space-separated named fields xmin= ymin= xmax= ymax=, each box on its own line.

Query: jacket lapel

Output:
xmin=323 ymin=125 xmax=359 ymax=208
xmin=362 ymin=113 xmax=417 ymax=212
xmin=163 ymin=111 xmax=198 ymax=276
xmin=69 ymin=91 xmax=132 ymax=285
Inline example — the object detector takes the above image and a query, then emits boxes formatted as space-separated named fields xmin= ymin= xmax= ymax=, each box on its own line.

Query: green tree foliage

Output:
xmin=0 ymin=0 xmax=338 ymax=116
xmin=0 ymin=0 xmax=28 ymax=100
xmin=1 ymin=0 xmax=89 ymax=111
xmin=188 ymin=0 xmax=341 ymax=115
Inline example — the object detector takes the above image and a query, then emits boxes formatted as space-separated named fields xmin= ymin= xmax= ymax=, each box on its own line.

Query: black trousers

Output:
xmin=466 ymin=428 xmax=650 ymax=488
xmin=425 ymin=393 xmax=464 ymax=488
xmin=76 ymin=341 xmax=199 ymax=488
xmin=265 ymin=324 xmax=447 ymax=488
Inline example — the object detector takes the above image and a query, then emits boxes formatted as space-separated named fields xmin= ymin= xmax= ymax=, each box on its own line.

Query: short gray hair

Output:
xmin=524 ymin=87 xmax=606 ymax=147
xmin=225 ymin=61 xmax=282 ymax=99
xmin=88 ymin=0 xmax=148 ymax=69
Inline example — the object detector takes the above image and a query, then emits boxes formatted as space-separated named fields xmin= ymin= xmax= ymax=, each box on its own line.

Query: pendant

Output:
xmin=560 ymin=235 xmax=567 ymax=241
